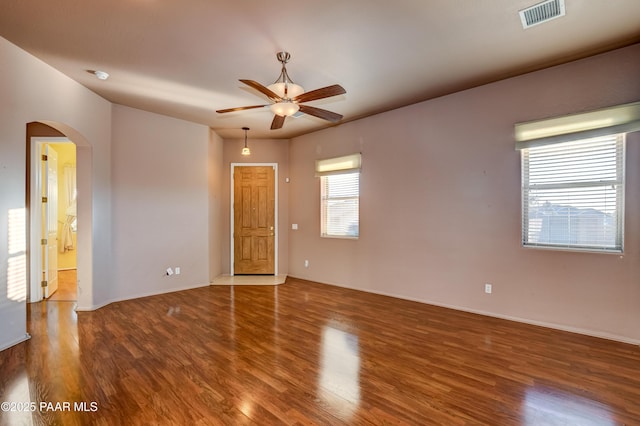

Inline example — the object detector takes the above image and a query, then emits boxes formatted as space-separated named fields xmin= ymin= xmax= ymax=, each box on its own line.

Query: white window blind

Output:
xmin=321 ymin=172 xmax=359 ymax=238
xmin=521 ymin=134 xmax=624 ymax=252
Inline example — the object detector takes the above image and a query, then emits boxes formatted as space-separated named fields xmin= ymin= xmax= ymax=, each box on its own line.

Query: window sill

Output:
xmin=522 ymin=244 xmax=623 ymax=255
xmin=321 ymin=235 xmax=359 ymax=240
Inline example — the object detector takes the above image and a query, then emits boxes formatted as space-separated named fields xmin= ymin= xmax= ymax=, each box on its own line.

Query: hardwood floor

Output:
xmin=47 ymin=269 xmax=77 ymax=301
xmin=1 ymin=277 xmax=639 ymax=425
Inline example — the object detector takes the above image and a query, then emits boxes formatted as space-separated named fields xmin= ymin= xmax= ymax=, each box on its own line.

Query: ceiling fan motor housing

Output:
xmin=276 ymin=51 xmax=291 ymax=64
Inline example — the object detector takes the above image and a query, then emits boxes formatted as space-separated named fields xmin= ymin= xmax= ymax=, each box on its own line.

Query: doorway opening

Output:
xmin=29 ymin=138 xmax=77 ymax=302
xmin=26 ymin=121 xmax=93 ymax=310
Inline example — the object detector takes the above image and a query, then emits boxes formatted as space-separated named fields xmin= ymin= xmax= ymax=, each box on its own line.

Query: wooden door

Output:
xmin=233 ymin=166 xmax=275 ymax=274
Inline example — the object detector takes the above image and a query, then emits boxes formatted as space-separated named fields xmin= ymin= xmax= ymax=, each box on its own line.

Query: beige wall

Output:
xmin=288 ymin=43 xmax=640 ymax=343
xmin=111 ymin=105 xmax=211 ymax=301
xmin=0 ymin=35 xmax=112 ymax=350
xmin=221 ymin=138 xmax=289 ymax=275
xmin=2 ymin=31 xmax=638 ymax=353
xmin=1 ymin=36 xmax=227 ymax=352
xmin=209 ymin=129 xmax=224 ymax=281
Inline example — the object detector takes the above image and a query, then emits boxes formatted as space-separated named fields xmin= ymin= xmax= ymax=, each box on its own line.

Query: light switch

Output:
xmin=292 ymin=224 xmax=298 ymax=230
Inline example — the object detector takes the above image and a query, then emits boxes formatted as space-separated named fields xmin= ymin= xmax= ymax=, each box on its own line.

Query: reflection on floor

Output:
xmin=1 ymin=278 xmax=639 ymax=424
xmin=211 ymin=274 xmax=287 ymax=285
xmin=48 ymin=269 xmax=77 ymax=301
xmin=524 ymin=387 xmax=616 ymax=426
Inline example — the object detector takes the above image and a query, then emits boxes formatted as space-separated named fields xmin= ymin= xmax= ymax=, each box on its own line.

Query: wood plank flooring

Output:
xmin=47 ymin=269 xmax=77 ymax=301
xmin=1 ymin=277 xmax=639 ymax=425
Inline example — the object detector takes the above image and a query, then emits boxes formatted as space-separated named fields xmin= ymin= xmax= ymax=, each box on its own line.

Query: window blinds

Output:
xmin=521 ymin=135 xmax=624 ymax=252
xmin=321 ymin=172 xmax=360 ymax=238
xmin=316 ymin=153 xmax=361 ymax=238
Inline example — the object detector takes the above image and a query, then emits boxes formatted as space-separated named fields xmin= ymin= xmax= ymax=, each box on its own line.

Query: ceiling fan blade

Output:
xmin=216 ymin=105 xmax=267 ymax=114
xmin=298 ymin=105 xmax=343 ymax=123
xmin=293 ymin=84 xmax=346 ymax=103
xmin=271 ymin=114 xmax=285 ymax=130
xmin=240 ymin=79 xmax=281 ymax=101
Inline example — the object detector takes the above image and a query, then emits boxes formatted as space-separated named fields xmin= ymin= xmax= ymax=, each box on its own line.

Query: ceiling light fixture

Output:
xmin=270 ymin=100 xmax=300 ymax=117
xmin=267 ymin=52 xmax=303 ymax=117
xmin=93 ymin=70 xmax=110 ymax=80
xmin=241 ymin=127 xmax=251 ymax=156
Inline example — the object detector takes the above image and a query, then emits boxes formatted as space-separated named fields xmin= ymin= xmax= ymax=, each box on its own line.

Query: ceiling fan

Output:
xmin=216 ymin=52 xmax=346 ymax=130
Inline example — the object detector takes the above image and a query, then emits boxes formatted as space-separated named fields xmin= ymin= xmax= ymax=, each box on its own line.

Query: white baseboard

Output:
xmin=211 ymin=274 xmax=287 ymax=285
xmin=289 ymin=276 xmax=640 ymax=346
xmin=0 ymin=333 xmax=31 ymax=352
xmin=76 ymin=300 xmax=111 ymax=312
xmin=75 ymin=282 xmax=210 ymax=312
xmin=419 ymin=298 xmax=640 ymax=346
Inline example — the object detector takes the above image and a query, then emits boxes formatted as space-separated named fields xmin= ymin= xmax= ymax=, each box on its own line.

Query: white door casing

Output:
xmin=43 ymin=144 xmax=59 ymax=298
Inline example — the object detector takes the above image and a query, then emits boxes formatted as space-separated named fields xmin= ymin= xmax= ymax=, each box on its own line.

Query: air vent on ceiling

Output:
xmin=519 ymin=0 xmax=565 ymax=29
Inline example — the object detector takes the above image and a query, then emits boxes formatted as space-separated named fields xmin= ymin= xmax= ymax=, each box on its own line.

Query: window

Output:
xmin=316 ymin=153 xmax=361 ymax=239
xmin=516 ymin=101 xmax=639 ymax=252
xmin=321 ymin=172 xmax=359 ymax=238
xmin=521 ymin=134 xmax=625 ymax=252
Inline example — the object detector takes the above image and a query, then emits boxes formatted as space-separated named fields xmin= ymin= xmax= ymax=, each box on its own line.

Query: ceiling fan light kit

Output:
xmin=270 ymin=101 xmax=300 ymax=117
xmin=92 ymin=70 xmax=110 ymax=80
xmin=217 ymin=51 xmax=346 ymax=130
xmin=268 ymin=82 xmax=305 ymax=100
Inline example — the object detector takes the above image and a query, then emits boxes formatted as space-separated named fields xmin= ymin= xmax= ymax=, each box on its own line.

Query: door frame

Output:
xmin=29 ymin=137 xmax=70 ymax=302
xmin=230 ymin=163 xmax=278 ymax=276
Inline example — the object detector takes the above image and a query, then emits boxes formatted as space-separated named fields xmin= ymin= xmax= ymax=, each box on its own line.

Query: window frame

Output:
xmin=520 ymin=134 xmax=625 ymax=253
xmin=320 ymin=171 xmax=360 ymax=239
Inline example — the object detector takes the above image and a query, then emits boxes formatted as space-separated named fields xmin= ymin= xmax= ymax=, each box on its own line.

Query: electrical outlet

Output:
xmin=292 ymin=224 xmax=298 ymax=230
xmin=166 ymin=268 xmax=174 ymax=276
xmin=175 ymin=267 xmax=181 ymax=275
xmin=485 ymin=283 xmax=492 ymax=294
xmin=304 ymin=260 xmax=309 ymax=268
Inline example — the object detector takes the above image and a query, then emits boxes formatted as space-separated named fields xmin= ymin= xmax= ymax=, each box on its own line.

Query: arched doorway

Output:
xmin=26 ymin=122 xmax=93 ymax=310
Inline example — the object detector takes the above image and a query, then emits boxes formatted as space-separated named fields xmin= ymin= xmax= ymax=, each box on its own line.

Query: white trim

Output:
xmin=416 ymin=300 xmax=640 ymax=346
xmin=288 ymin=276 xmax=640 ymax=346
xmin=75 ymin=300 xmax=111 ymax=312
xmin=230 ymin=163 xmax=279 ymax=276
xmin=211 ymin=274 xmax=287 ymax=285
xmin=75 ymin=282 xmax=211 ymax=311
xmin=0 ymin=333 xmax=31 ymax=352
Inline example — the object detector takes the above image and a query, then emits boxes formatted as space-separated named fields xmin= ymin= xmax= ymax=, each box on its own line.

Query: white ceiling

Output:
xmin=1 ymin=0 xmax=639 ymax=139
